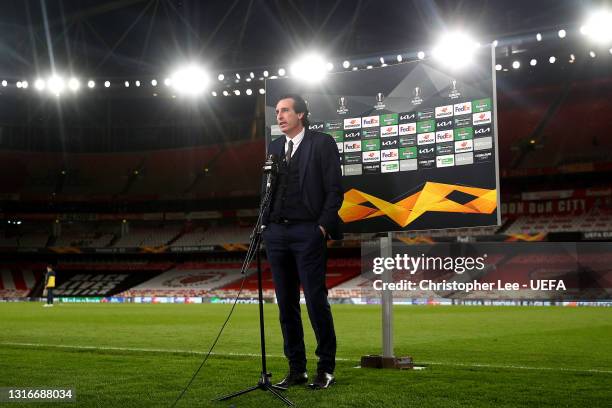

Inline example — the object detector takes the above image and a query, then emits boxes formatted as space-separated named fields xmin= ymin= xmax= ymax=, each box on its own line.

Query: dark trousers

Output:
xmin=263 ymin=222 xmax=336 ymax=374
xmin=47 ymin=288 xmax=54 ymax=304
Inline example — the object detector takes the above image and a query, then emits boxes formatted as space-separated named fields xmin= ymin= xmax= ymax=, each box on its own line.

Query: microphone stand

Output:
xmin=216 ymin=156 xmax=293 ymax=406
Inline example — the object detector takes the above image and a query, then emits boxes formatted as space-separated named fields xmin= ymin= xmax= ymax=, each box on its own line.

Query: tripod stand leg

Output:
xmin=265 ymin=384 xmax=295 ymax=406
xmin=215 ymin=384 xmax=259 ymax=401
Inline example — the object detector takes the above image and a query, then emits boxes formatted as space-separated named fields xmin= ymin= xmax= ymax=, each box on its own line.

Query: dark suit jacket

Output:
xmin=263 ymin=129 xmax=344 ymax=240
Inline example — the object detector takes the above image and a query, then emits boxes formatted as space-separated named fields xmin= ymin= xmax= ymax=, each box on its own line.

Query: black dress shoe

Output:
xmin=308 ymin=371 xmax=335 ymax=389
xmin=275 ymin=371 xmax=308 ymax=389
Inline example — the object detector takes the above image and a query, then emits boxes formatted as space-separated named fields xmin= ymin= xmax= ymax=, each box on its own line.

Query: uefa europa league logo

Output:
xmin=336 ymin=96 xmax=348 ymax=115
xmin=411 ymin=86 xmax=423 ymax=105
xmin=448 ymin=79 xmax=461 ymax=99
xmin=374 ymin=92 xmax=386 ymax=110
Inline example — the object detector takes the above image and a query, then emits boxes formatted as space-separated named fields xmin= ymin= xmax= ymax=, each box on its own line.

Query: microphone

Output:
xmin=263 ymin=154 xmax=278 ymax=191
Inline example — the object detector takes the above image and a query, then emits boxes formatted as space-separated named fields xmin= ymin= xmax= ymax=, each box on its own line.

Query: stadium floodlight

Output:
xmin=259 ymin=88 xmax=265 ymax=94
xmin=609 ymin=47 xmax=612 ymax=54
xmin=278 ymin=68 xmax=286 ymax=76
xmin=558 ymin=29 xmax=567 ymax=39
xmin=342 ymin=60 xmax=350 ymax=68
xmin=549 ymin=56 xmax=556 ymax=63
xmin=495 ymin=64 xmax=502 ymax=70
xmin=432 ymin=31 xmax=479 ymax=69
xmin=21 ymin=81 xmax=28 ymax=89
xmin=124 ymin=81 xmax=130 ymax=87
xmin=417 ymin=51 xmax=425 ymax=60
xmin=397 ymin=54 xmax=403 ymax=62
xmin=233 ymin=89 xmax=240 ymax=96
xmin=589 ymin=50 xmax=597 ymax=58
xmin=536 ymin=33 xmax=542 ymax=41
xmin=47 ymin=75 xmax=65 ymax=95
xmin=379 ymin=57 xmax=385 ymax=64
xmin=218 ymin=74 xmax=224 ymax=81
xmin=366 ymin=65 xmax=373 ymax=69
xmin=164 ymin=78 xmax=172 ymax=86
xmin=246 ymin=88 xmax=252 ymax=95
xmin=151 ymin=79 xmax=158 ymax=86
xmin=211 ymin=91 xmax=217 ymax=96
xmin=289 ymin=53 xmax=327 ymax=82
xmin=352 ymin=66 xmax=358 ymax=71
xmin=87 ymin=80 xmax=95 ymax=88
xmin=68 ymin=78 xmax=80 ymax=92
xmin=326 ymin=62 xmax=333 ymax=71
xmin=35 ymin=78 xmax=45 ymax=90
xmin=492 ymin=40 xmax=498 ymax=47
xmin=580 ymin=9 xmax=612 ymax=44
xmin=1 ymin=80 xmax=6 ymax=87
xmin=222 ymin=90 xmax=229 ymax=96
xmin=530 ymin=59 xmax=537 ymax=66
xmin=263 ymin=70 xmax=269 ymax=77
xmin=512 ymin=61 xmax=520 ymax=69
xmin=235 ymin=73 xmax=241 ymax=80
xmin=16 ymin=81 xmax=22 ymax=88
xmin=249 ymin=72 xmax=255 ymax=78
xmin=135 ymin=80 xmax=141 ymax=87
xmin=170 ymin=64 xmax=209 ymax=96
xmin=104 ymin=81 xmax=111 ymax=88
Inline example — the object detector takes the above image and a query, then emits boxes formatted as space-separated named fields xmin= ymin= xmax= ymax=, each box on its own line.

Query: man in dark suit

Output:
xmin=262 ymin=94 xmax=343 ymax=390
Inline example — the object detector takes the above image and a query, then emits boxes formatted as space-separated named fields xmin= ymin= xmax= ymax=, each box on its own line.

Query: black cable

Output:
xmin=171 ymin=159 xmax=276 ymax=406
xmin=169 ymin=273 xmax=248 ymax=408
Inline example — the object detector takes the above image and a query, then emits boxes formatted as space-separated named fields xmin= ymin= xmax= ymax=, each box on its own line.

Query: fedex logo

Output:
xmin=399 ymin=123 xmax=416 ymax=135
xmin=361 ymin=115 xmax=379 ymax=128
xmin=381 ymin=149 xmax=399 ymax=161
xmin=436 ymin=130 xmax=453 ymax=143
xmin=344 ymin=141 xmax=362 ymax=152
xmin=453 ymin=102 xmax=472 ymax=116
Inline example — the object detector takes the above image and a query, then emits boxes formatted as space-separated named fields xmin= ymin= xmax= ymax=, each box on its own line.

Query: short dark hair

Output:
xmin=277 ymin=94 xmax=310 ymax=128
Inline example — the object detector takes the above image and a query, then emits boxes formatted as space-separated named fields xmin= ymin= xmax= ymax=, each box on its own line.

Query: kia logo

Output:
xmin=475 ymin=128 xmax=490 ymax=134
xmin=309 ymin=124 xmax=323 ymax=130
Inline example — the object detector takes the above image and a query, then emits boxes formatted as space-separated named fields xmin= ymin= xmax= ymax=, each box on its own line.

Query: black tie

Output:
xmin=285 ymin=140 xmax=294 ymax=164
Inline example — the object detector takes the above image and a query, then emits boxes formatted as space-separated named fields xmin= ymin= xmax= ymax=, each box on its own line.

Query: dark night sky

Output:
xmin=0 ymin=0 xmax=594 ymax=78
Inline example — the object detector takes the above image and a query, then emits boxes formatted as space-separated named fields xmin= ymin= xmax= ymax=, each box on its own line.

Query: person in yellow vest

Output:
xmin=43 ymin=265 xmax=56 ymax=307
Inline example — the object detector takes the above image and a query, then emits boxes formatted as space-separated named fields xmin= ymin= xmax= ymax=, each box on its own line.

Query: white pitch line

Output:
xmin=2 ymin=342 xmax=611 ymax=375
xmin=419 ymin=360 xmax=612 ymax=375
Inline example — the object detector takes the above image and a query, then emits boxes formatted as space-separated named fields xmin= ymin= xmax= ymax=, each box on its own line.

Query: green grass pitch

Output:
xmin=0 ymin=302 xmax=610 ymax=407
